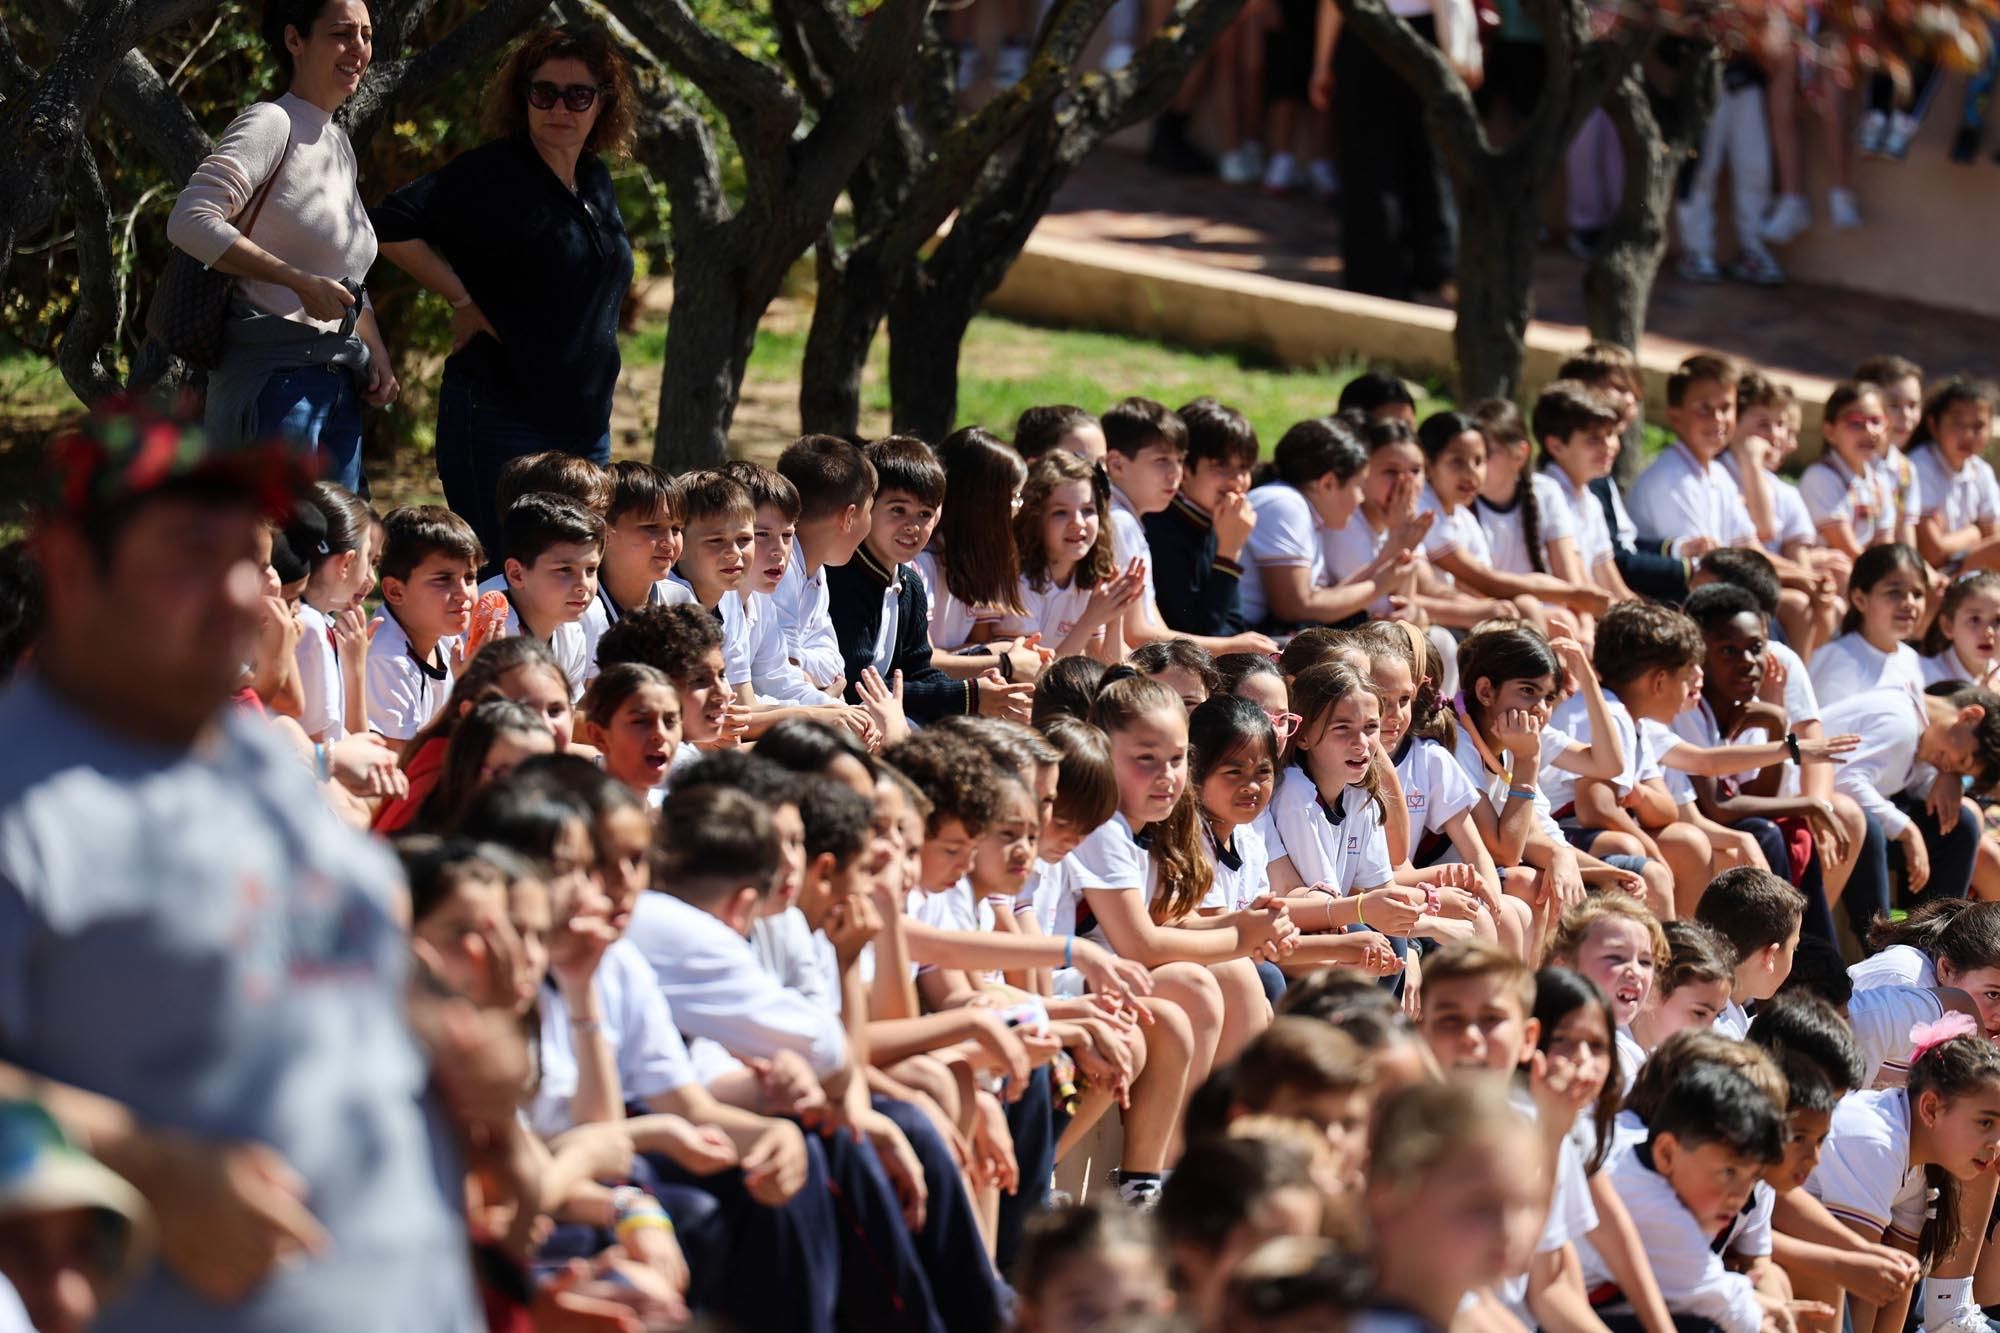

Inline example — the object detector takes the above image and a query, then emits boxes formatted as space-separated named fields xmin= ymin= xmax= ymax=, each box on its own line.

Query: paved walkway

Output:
xmin=1038 ymin=148 xmax=2000 ymax=384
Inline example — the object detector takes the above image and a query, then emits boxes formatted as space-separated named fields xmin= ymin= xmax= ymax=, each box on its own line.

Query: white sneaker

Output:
xmin=1859 ymin=109 xmax=1890 ymax=156
xmin=1263 ymin=151 xmax=1300 ymax=194
xmin=1830 ymin=187 xmax=1863 ymax=231
xmin=1117 ymin=1176 xmax=1163 ymax=1210
xmin=1760 ymin=192 xmax=1812 ymax=245
xmin=1928 ymin=1306 xmax=1998 ymax=1333
xmin=1103 ymin=41 xmax=1134 ymax=71
xmin=1218 ymin=147 xmax=1258 ymax=185
xmin=1307 ymin=157 xmax=1340 ymax=199
xmin=995 ymin=42 xmax=1029 ymax=87
xmin=1884 ymin=110 xmax=1921 ymax=159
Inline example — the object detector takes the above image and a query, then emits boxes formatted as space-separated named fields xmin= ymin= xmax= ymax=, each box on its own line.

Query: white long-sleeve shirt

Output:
xmin=773 ymin=556 xmax=845 ymax=690
xmin=625 ymin=892 xmax=848 ymax=1080
xmin=165 ymin=94 xmax=376 ymax=329
xmin=1820 ymin=682 xmax=1927 ymax=838
xmin=1579 ymin=1151 xmax=1764 ymax=1333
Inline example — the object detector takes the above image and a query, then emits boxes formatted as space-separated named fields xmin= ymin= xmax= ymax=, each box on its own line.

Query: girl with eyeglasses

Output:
xmin=372 ymin=24 xmax=637 ymax=562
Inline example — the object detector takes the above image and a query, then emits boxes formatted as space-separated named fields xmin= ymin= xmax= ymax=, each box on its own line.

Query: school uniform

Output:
xmin=1852 ymin=942 xmax=1937 ymax=991
xmin=1543 ymin=466 xmax=1619 ymax=577
xmin=1808 ymin=633 xmax=1925 ymax=703
xmin=1720 ymin=452 xmax=1816 ymax=556
xmin=579 ymin=577 xmax=696 ymax=681
xmin=475 ymin=572 xmax=591 ymax=697
xmin=1394 ymin=734 xmax=1482 ymax=866
xmin=1475 ymin=472 xmax=1578 ymax=575
xmin=1539 ymin=691 xmax=1641 ymax=825
xmin=1639 ymin=716 xmax=1697 ymax=807
xmin=772 ymin=554 xmax=844 ymax=691
xmin=911 ymin=549 xmax=997 ymax=653
xmin=1912 ymin=441 xmax=2000 ymax=544
xmin=1615 ymin=1026 xmax=1648 ymax=1096
xmin=1578 ymin=1146 xmax=1765 ymax=1333
xmin=1800 ymin=454 xmax=1899 ymax=545
xmin=1498 ymin=1089 xmax=1600 ymax=1328
xmin=1713 ymin=999 xmax=1751 ymax=1040
xmin=1808 ymin=1088 xmax=1928 ymax=1246
xmin=1448 ymin=714 xmax=1572 ymax=846
xmin=1626 ymin=441 xmax=1758 ymax=555
xmin=1201 ymin=819 xmax=1271 ymax=912
xmin=1240 ymin=483 xmax=1328 ymax=628
xmin=739 ymin=588 xmax=838 ymax=706
xmin=293 ymin=602 xmax=345 ymax=740
xmin=1143 ymin=493 xmax=1247 ymax=636
xmin=536 ymin=939 xmax=842 ymax=1332
xmin=364 ymin=608 xmax=456 ymax=742
xmin=994 ymin=575 xmax=1096 ymax=651
xmin=1822 ymin=683 xmax=1928 ymax=842
xmin=825 ymin=543 xmax=975 ymax=723
xmin=1416 ymin=486 xmax=1494 ymax=585
xmin=1923 ymin=646 xmax=1983 ymax=687
xmin=1267 ymin=770 xmax=1396 ymax=895
xmin=1849 ymin=983 xmax=1945 ymax=1088
xmin=663 ymin=575 xmax=755 ymax=688
xmin=1322 ymin=510 xmax=1394 ymax=585
xmin=1107 ymin=484 xmax=1160 ymax=627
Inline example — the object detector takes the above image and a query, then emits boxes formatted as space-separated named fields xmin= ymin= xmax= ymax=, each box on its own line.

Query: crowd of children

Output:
xmin=11 ymin=342 xmax=2000 ymax=1333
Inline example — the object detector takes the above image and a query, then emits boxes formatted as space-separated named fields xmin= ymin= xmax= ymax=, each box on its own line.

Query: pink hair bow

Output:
xmin=1910 ymin=1011 xmax=1980 ymax=1061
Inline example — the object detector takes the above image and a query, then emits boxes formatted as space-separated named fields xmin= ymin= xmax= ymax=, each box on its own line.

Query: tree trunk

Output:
xmin=885 ymin=271 xmax=975 ymax=443
xmin=651 ymin=263 xmax=759 ymax=472
xmin=798 ymin=242 xmax=892 ymax=437
xmin=1451 ymin=173 xmax=1541 ymax=402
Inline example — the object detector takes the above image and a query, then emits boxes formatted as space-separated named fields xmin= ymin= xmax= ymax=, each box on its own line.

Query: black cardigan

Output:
xmin=1143 ymin=493 xmax=1245 ymax=636
xmin=825 ymin=544 xmax=974 ymax=722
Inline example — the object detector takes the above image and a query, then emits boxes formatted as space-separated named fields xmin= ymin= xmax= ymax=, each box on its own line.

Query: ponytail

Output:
xmin=1517 ymin=473 xmax=1548 ymax=575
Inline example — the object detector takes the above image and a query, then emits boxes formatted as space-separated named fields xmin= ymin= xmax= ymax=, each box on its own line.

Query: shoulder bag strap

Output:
xmin=238 ymin=129 xmax=296 ymax=240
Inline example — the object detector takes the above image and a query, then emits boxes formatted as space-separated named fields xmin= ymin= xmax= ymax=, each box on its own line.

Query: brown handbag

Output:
xmin=147 ymin=130 xmax=294 ymax=370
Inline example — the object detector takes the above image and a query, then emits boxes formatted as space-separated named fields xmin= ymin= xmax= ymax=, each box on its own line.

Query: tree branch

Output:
xmin=57 ymin=143 xmax=122 ymax=402
xmin=632 ymin=86 xmax=726 ymax=237
xmin=790 ymin=0 xmax=935 ymax=210
xmin=345 ymin=0 xmax=553 ymax=147
xmin=104 ymin=48 xmax=208 ymax=181
xmin=599 ymin=0 xmax=801 ymax=167
xmin=1333 ymin=0 xmax=1486 ymax=180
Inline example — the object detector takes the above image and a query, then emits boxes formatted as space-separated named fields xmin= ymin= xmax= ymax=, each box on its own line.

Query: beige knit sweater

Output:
xmin=167 ymin=93 xmax=376 ymax=331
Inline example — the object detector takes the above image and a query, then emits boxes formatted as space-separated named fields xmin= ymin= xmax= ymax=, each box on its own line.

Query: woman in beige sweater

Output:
xmin=166 ymin=0 xmax=395 ymax=493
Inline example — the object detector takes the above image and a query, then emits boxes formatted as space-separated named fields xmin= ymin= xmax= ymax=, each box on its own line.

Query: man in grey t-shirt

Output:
xmin=0 ymin=411 xmax=478 ymax=1332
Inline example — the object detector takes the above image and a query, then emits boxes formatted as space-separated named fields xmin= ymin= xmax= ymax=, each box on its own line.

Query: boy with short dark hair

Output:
xmin=1556 ymin=350 xmax=1690 ymax=604
xmin=1583 ymin=1062 xmax=1785 ymax=1333
xmin=1628 ymin=354 xmax=1759 ymax=560
xmin=1144 ymin=398 xmax=1260 ymax=639
xmin=479 ymin=493 xmax=603 ymax=696
xmin=1695 ymin=866 xmax=1806 ymax=1037
xmin=1101 ymin=397 xmax=1219 ymax=656
xmin=1534 ymin=379 xmax=1641 ymax=607
xmin=774 ymin=435 xmax=877 ymax=695
xmin=368 ymin=504 xmax=481 ymax=741
xmin=584 ymin=461 xmax=695 ymax=663
xmin=827 ymin=438 xmax=1031 ymax=724
xmin=480 ymin=450 xmax=611 ymax=574
xmin=1014 ymin=404 xmax=1105 ymax=464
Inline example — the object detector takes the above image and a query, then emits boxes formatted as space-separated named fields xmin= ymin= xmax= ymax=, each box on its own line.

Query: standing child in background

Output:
xmin=1069 ymin=673 xmax=1298 ymax=1202
xmin=1674 ymin=43 xmax=1783 ymax=286
xmin=481 ymin=492 xmax=604 ymax=697
xmin=1001 ymin=450 xmax=1146 ymax=663
xmin=1356 ymin=620 xmax=1533 ymax=956
xmin=775 ymin=434 xmax=877 ymax=696
xmin=582 ymin=461 xmax=696 ymax=671
xmin=920 ymin=427 xmax=1044 ymax=685
xmin=1241 ymin=415 xmax=1422 ymax=630
xmin=1922 ymin=571 xmax=2000 ymax=686
xmin=1629 ymin=920 xmax=1738 ymax=1069
xmin=1809 ymin=542 xmax=1929 ymax=700
xmin=1800 ymin=1022 xmax=2000 ymax=1333
xmin=368 ymin=504 xmax=480 ymax=744
xmin=577 ymin=662 xmax=682 ymax=799
xmin=1910 ymin=378 xmax=2000 ymax=574
xmin=1533 ymin=380 xmax=1641 ymax=607
xmin=1548 ymin=894 xmax=1668 ymax=1097
xmin=1694 ymin=866 xmax=1806 ymax=1037
xmin=1144 ymin=398 xmax=1276 ymax=648
xmin=1627 ymin=354 xmax=1760 ymax=560
xmin=1470 ymin=397 xmax=1596 ymax=612
xmin=1800 ymin=381 xmax=1902 ymax=558
xmin=1415 ymin=411 xmax=1609 ymax=634
xmin=293 ymin=481 xmax=378 ymax=743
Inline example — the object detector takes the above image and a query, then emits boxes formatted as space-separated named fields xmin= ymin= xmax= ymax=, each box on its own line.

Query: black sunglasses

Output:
xmin=527 ymin=81 xmax=602 ymax=112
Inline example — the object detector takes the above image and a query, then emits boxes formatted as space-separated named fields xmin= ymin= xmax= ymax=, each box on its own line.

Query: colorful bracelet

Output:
xmin=611 ymin=1186 xmax=674 ymax=1241
xmin=1508 ymin=787 xmax=1536 ymax=801
xmin=1354 ymin=895 xmax=1368 ymax=929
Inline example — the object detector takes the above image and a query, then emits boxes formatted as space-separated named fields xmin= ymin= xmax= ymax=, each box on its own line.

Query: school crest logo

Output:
xmin=1407 ymin=793 xmax=1426 ymax=810
xmin=1346 ymin=835 xmax=1359 ymax=854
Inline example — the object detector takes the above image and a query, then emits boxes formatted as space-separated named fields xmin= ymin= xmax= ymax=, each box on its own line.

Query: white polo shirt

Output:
xmin=1808 ymin=1088 xmax=1928 ymax=1243
xmin=996 ymin=576 xmax=1095 ymax=650
xmin=475 ymin=572 xmax=591 ymax=697
xmin=1808 ymin=633 xmax=1924 ymax=704
xmin=1108 ymin=485 xmax=1159 ymax=628
xmin=1627 ymin=441 xmax=1758 ymax=555
xmin=1849 ymin=983 xmax=1946 ymax=1089
xmin=1719 ymin=452 xmax=1816 ymax=555
xmin=1201 ymin=818 xmax=1272 ymax=912
xmin=1241 ymin=484 xmax=1327 ymax=626
xmin=1069 ymin=812 xmax=1160 ymax=953
xmin=773 ymin=553 xmax=844 ymax=689
xmin=579 ymin=577 xmax=696 ymax=682
xmin=531 ymin=939 xmax=697 ymax=1139
xmin=1799 ymin=453 xmax=1901 ymax=548
xmin=364 ymin=608 xmax=456 ymax=741
xmin=913 ymin=548 xmax=996 ymax=654
xmin=1577 ymin=1152 xmax=1765 ymax=1333
xmin=1266 ymin=768 xmax=1395 ymax=895
xmin=1476 ymin=472 xmax=1578 ymax=575
xmin=293 ymin=602 xmax=345 ymax=741
xmin=1911 ymin=441 xmax=2000 ymax=538
xmin=1540 ymin=464 xmax=1617 ymax=573
xmin=1821 ymin=682 xmax=1928 ymax=839
xmin=1416 ymin=485 xmax=1492 ymax=581
xmin=1540 ymin=691 xmax=1640 ymax=815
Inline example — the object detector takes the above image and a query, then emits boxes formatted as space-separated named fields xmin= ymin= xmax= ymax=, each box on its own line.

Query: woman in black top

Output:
xmin=372 ymin=23 xmax=635 ymax=558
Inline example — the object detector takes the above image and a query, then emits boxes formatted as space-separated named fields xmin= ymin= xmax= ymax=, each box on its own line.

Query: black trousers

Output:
xmin=1333 ymin=15 xmax=1456 ymax=300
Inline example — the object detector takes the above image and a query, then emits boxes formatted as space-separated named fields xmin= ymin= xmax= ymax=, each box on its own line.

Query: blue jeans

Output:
xmin=255 ymin=364 xmax=362 ymax=493
xmin=435 ymin=365 xmax=612 ymax=570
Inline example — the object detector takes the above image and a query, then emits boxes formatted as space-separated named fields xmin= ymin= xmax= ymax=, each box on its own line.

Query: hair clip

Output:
xmin=1909 ymin=1011 xmax=1978 ymax=1061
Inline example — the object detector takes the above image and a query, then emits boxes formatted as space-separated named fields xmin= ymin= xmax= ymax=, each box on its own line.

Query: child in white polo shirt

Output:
xmin=1533 ymin=380 xmax=1639 ymax=607
xmin=1627 ymin=354 xmax=1759 ymax=558
xmin=1911 ymin=377 xmax=2000 ymax=573
xmin=367 ymin=503 xmax=477 ymax=743
xmin=1800 ymin=380 xmax=1905 ymax=558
